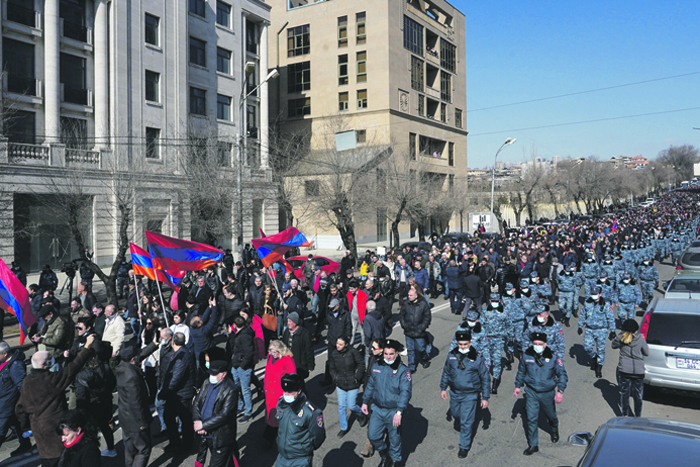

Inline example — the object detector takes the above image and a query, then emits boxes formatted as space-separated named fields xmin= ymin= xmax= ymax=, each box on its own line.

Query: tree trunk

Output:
xmin=459 ymin=210 xmax=463 ymax=232
xmin=391 ymin=199 xmax=406 ymax=249
xmin=331 ymin=202 xmax=358 ymax=267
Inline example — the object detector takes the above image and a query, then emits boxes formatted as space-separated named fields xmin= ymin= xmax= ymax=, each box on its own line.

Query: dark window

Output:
xmin=2 ymin=39 xmax=35 ymax=95
xmin=217 ymin=47 xmax=231 ymax=74
xmin=440 ymin=39 xmax=456 ymax=73
xmin=646 ymin=313 xmax=700 ymax=347
xmin=357 ymin=89 xmax=367 ymax=109
xmin=338 ymin=54 xmax=348 ymax=85
xmin=216 ymin=1 xmax=231 ymax=27
xmin=189 ymin=0 xmax=205 ymax=17
xmin=418 ymin=95 xmax=425 ymax=116
xmin=7 ymin=0 xmax=36 ymax=27
xmin=440 ymin=103 xmax=446 ymax=122
xmin=288 ymin=97 xmax=311 ymax=118
xmin=60 ymin=0 xmax=87 ymax=42
xmin=246 ymin=104 xmax=257 ymax=137
xmin=455 ymin=108 xmax=463 ymax=128
xmin=357 ymin=51 xmax=367 ymax=83
xmin=217 ymin=142 xmax=232 ymax=166
xmin=403 ymin=16 xmax=423 ymax=56
xmin=246 ymin=21 xmax=258 ymax=54
xmin=377 ymin=208 xmax=387 ymax=242
xmin=356 ymin=129 xmax=366 ymax=143
xmin=60 ymin=117 xmax=88 ymax=149
xmin=449 ymin=142 xmax=454 ymax=166
xmin=356 ymin=12 xmax=366 ymax=44
xmin=338 ymin=16 xmax=348 ymax=47
xmin=305 ymin=180 xmax=320 ymax=196
xmin=339 ymin=92 xmax=348 ymax=111
xmin=7 ymin=110 xmax=35 ymax=144
xmin=440 ymin=72 xmax=451 ymax=102
xmin=189 ymin=37 xmax=206 ymax=67
xmin=409 ymin=133 xmax=416 ymax=160
xmin=287 ymin=61 xmax=311 ymax=93
xmin=60 ymin=53 xmax=87 ymax=105
xmin=287 ymin=25 xmax=310 ymax=57
xmin=217 ymin=94 xmax=231 ymax=121
xmin=410 ymin=56 xmax=423 ymax=91
xmin=145 ymin=14 xmax=159 ymax=45
xmin=190 ymin=87 xmax=206 ymax=115
xmin=145 ymin=127 xmax=160 ymax=159
xmin=145 ymin=70 xmax=159 ymax=102
xmin=681 ymin=253 xmax=700 ymax=267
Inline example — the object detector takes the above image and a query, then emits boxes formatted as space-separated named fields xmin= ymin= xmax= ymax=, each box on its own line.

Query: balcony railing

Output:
xmin=425 ymin=86 xmax=440 ymax=100
xmin=6 ymin=74 xmax=40 ymax=96
xmin=6 ymin=3 xmax=36 ymax=28
xmin=65 ymin=148 xmax=99 ymax=164
xmin=61 ymin=84 xmax=92 ymax=106
xmin=8 ymin=142 xmax=48 ymax=162
xmin=61 ymin=19 xmax=92 ymax=44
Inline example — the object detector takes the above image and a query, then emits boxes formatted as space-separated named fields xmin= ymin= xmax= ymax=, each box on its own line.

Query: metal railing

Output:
xmin=6 ymin=3 xmax=36 ymax=27
xmin=65 ymin=148 xmax=99 ymax=164
xmin=8 ymin=142 xmax=48 ymax=162
xmin=6 ymin=75 xmax=38 ymax=96
xmin=62 ymin=85 xmax=89 ymax=106
xmin=61 ymin=20 xmax=90 ymax=43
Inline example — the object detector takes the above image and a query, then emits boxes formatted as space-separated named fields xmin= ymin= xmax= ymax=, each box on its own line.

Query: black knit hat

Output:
xmin=621 ymin=319 xmax=639 ymax=333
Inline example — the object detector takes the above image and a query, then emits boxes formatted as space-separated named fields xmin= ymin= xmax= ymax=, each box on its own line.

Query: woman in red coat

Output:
xmin=262 ymin=340 xmax=296 ymax=448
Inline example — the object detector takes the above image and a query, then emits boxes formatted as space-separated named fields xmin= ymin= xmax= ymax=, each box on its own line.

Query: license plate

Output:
xmin=676 ymin=358 xmax=700 ymax=370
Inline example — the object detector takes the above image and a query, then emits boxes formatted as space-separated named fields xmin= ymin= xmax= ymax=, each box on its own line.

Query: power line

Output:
xmin=470 ymin=106 xmax=700 ymax=137
xmin=468 ymin=71 xmax=700 ymax=112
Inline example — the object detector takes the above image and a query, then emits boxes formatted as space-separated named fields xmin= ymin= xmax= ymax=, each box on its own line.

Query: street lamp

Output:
xmin=237 ymin=63 xmax=279 ymax=260
xmin=490 ymin=137 xmax=516 ymax=215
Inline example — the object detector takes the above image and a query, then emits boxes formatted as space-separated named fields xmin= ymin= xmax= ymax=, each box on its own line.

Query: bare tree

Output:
xmin=657 ymin=144 xmax=699 ymax=184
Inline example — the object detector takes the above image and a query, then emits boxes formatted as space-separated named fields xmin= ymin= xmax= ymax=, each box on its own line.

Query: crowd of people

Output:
xmin=0 ymin=188 xmax=698 ymax=467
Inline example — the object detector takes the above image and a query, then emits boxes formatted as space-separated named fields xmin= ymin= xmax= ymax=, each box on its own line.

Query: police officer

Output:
xmin=514 ymin=332 xmax=568 ymax=456
xmin=581 ymin=253 xmax=599 ymax=297
xmin=482 ymin=293 xmax=508 ymax=393
xmin=596 ymin=271 xmax=615 ymax=304
xmin=361 ymin=339 xmax=412 ymax=467
xmin=440 ymin=330 xmax=490 ymax=459
xmin=450 ymin=310 xmax=491 ymax=366
xmin=518 ymin=279 xmax=537 ymax=318
xmin=276 ymin=373 xmax=326 ymax=467
xmin=578 ymin=286 xmax=616 ymax=378
xmin=557 ymin=264 xmax=583 ymax=327
xmin=529 ymin=271 xmax=551 ymax=305
xmin=502 ymin=283 xmax=523 ymax=363
xmin=616 ymin=272 xmax=641 ymax=324
xmin=524 ymin=305 xmax=565 ymax=361
xmin=637 ymin=256 xmax=659 ymax=308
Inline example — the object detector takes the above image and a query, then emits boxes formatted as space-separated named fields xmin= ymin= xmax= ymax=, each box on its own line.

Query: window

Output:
xmin=190 ymin=87 xmax=206 ymax=115
xmin=288 ymin=97 xmax=310 ymax=118
xmin=418 ymin=95 xmax=425 ymax=116
xmin=357 ymin=89 xmax=367 ymax=109
xmin=305 ymin=180 xmax=320 ymax=196
xmin=356 ymin=51 xmax=367 ymax=83
xmin=440 ymin=103 xmax=446 ymax=122
xmin=60 ymin=117 xmax=88 ymax=149
xmin=145 ymin=70 xmax=159 ymax=102
xmin=287 ymin=25 xmax=310 ymax=57
xmin=356 ymin=12 xmax=366 ymax=44
xmin=356 ymin=129 xmax=366 ymax=143
xmin=338 ymin=16 xmax=348 ymax=47
xmin=410 ymin=56 xmax=423 ymax=91
xmin=287 ymin=61 xmax=311 ymax=93
xmin=246 ymin=104 xmax=257 ymax=137
xmin=409 ymin=133 xmax=416 ymax=160
xmin=403 ymin=16 xmax=423 ymax=56
xmin=338 ymin=54 xmax=348 ymax=85
xmin=60 ymin=53 xmax=87 ymax=105
xmin=448 ymin=142 xmax=454 ymax=166
xmin=7 ymin=0 xmax=36 ymax=27
xmin=216 ymin=1 xmax=231 ymax=28
xmin=440 ymin=72 xmax=451 ymax=102
xmin=216 ymin=47 xmax=231 ymax=74
xmin=145 ymin=14 xmax=159 ymax=46
xmin=246 ymin=20 xmax=258 ymax=54
xmin=189 ymin=37 xmax=206 ymax=67
xmin=217 ymin=94 xmax=231 ymax=120
xmin=7 ymin=110 xmax=35 ymax=144
xmin=3 ymin=39 xmax=35 ymax=95
xmin=455 ymin=109 xmax=463 ymax=128
xmin=60 ymin=0 xmax=87 ymax=41
xmin=377 ymin=208 xmax=387 ymax=242
xmin=145 ymin=127 xmax=160 ymax=159
xmin=189 ymin=0 xmax=205 ymax=17
xmin=339 ymin=92 xmax=348 ymax=111
xmin=217 ymin=142 xmax=232 ymax=166
xmin=449 ymin=174 xmax=454 ymax=193
xmin=440 ymin=39 xmax=456 ymax=73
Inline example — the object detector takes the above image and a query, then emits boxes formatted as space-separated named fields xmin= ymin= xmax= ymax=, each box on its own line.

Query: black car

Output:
xmin=440 ymin=232 xmax=472 ymax=246
xmin=398 ymin=241 xmax=433 ymax=254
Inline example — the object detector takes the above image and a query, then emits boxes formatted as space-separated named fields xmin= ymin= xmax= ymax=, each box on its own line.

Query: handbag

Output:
xmin=262 ymin=309 xmax=277 ymax=331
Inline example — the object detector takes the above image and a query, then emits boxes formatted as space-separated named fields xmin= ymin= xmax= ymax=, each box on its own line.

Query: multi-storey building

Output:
xmin=268 ymin=0 xmax=467 ymax=247
xmin=0 ymin=0 xmax=277 ymax=271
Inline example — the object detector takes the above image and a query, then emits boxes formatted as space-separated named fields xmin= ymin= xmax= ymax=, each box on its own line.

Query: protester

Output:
xmin=0 ymin=341 xmax=31 ymax=455
xmin=612 ymin=319 xmax=649 ymax=417
xmin=56 ymin=409 xmax=101 ymax=467
xmin=328 ymin=335 xmax=366 ymax=438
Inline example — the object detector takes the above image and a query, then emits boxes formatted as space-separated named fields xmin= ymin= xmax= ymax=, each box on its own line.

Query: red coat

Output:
xmin=346 ymin=289 xmax=368 ymax=323
xmin=264 ymin=355 xmax=296 ymax=427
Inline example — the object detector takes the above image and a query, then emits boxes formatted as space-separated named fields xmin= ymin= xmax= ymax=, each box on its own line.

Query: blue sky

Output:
xmin=458 ymin=0 xmax=700 ymax=168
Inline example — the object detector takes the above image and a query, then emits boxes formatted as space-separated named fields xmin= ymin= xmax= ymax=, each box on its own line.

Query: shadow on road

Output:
xmin=644 ymin=386 xmax=700 ymax=410
xmin=569 ymin=343 xmax=591 ymax=367
xmin=401 ymin=405 xmax=428 ymax=463
xmin=321 ymin=441 xmax=363 ymax=467
xmin=594 ymin=379 xmax=622 ymax=416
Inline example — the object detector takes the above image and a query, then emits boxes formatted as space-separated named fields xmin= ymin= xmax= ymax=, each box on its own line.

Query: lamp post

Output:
xmin=490 ymin=137 xmax=516 ymax=215
xmin=237 ymin=63 xmax=279 ymax=260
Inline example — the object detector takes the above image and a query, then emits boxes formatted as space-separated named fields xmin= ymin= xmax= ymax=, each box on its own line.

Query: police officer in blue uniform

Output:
xmin=637 ymin=256 xmax=659 ymax=308
xmin=440 ymin=330 xmax=490 ymax=459
xmin=362 ymin=339 xmax=412 ymax=467
xmin=557 ymin=263 xmax=583 ymax=327
xmin=514 ymin=332 xmax=568 ymax=456
xmin=482 ymin=292 xmax=508 ymax=394
xmin=616 ymin=272 xmax=641 ymax=324
xmin=578 ymin=286 xmax=616 ymax=378
xmin=276 ymin=373 xmax=326 ymax=467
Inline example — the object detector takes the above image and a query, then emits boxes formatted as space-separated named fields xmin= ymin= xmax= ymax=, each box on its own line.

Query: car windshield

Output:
xmin=681 ymin=253 xmax=700 ymax=266
xmin=587 ymin=427 xmax=700 ymax=464
xmin=647 ymin=313 xmax=700 ymax=347
xmin=667 ymin=279 xmax=700 ymax=294
xmin=287 ymin=260 xmax=304 ymax=269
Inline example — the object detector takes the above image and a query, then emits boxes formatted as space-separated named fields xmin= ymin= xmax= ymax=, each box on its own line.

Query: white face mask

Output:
xmin=591 ymin=295 xmax=600 ymax=301
xmin=209 ymin=375 xmax=219 ymax=385
xmin=458 ymin=347 xmax=470 ymax=354
xmin=533 ymin=345 xmax=545 ymax=354
xmin=467 ymin=320 xmax=476 ymax=328
xmin=283 ymin=394 xmax=296 ymax=403
xmin=522 ymin=287 xmax=529 ymax=292
xmin=507 ymin=290 xmax=514 ymax=295
xmin=623 ymin=280 xmax=630 ymax=284
xmin=384 ymin=358 xmax=396 ymax=365
xmin=537 ymin=316 xmax=546 ymax=323
xmin=205 ymin=362 xmax=210 ymax=369
xmin=491 ymin=302 xmax=499 ymax=308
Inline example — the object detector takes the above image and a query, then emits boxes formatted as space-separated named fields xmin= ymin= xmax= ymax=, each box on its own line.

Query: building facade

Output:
xmin=268 ymin=0 xmax=467 ymax=248
xmin=0 ymin=0 xmax=277 ymax=271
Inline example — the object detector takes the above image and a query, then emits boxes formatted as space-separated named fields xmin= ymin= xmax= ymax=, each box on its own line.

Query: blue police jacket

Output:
xmin=439 ymin=346 xmax=490 ymax=399
xmin=514 ymin=346 xmax=568 ymax=393
xmin=363 ymin=357 xmax=412 ymax=412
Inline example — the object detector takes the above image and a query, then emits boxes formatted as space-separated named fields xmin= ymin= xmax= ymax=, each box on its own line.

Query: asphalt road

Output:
xmin=2 ymin=259 xmax=699 ymax=467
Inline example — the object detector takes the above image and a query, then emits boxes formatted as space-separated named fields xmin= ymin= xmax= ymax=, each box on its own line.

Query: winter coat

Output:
xmin=57 ymin=435 xmax=101 ymax=467
xmin=192 ymin=377 xmax=239 ymax=450
xmin=160 ymin=346 xmax=197 ymax=400
xmin=15 ymin=348 xmax=94 ymax=459
xmin=192 ymin=284 xmax=214 ymax=308
xmin=189 ymin=306 xmax=219 ymax=362
xmin=264 ymin=355 xmax=296 ymax=427
xmin=445 ymin=265 xmax=462 ymax=290
xmin=247 ymin=283 xmax=265 ymax=315
xmin=346 ymin=289 xmax=368 ymax=323
xmin=612 ymin=333 xmax=649 ymax=377
xmin=282 ymin=325 xmax=315 ymax=377
xmin=463 ymin=274 xmax=484 ymax=299
xmin=75 ymin=361 xmax=117 ymax=424
xmin=102 ymin=314 xmax=125 ymax=356
xmin=329 ymin=346 xmax=365 ymax=391
xmin=0 ymin=349 xmax=25 ymax=419
xmin=399 ymin=298 xmax=431 ymax=338
xmin=375 ymin=294 xmax=393 ymax=327
xmin=40 ymin=314 xmax=70 ymax=359
xmin=413 ymin=267 xmax=429 ymax=291
xmin=114 ymin=360 xmax=152 ymax=433
xmin=362 ymin=309 xmax=385 ymax=347
xmin=227 ymin=325 xmax=255 ymax=370
xmin=39 ymin=270 xmax=58 ymax=291
xmin=326 ymin=309 xmax=352 ymax=348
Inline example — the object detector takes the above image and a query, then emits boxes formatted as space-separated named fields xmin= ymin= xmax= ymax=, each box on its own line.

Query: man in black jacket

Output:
xmin=399 ymin=288 xmax=432 ymax=373
xmin=282 ymin=312 xmax=314 ymax=391
xmin=193 ymin=361 xmax=240 ymax=467
xmin=115 ymin=344 xmax=152 ymax=467
xmin=462 ymin=273 xmax=484 ymax=318
xmin=323 ymin=299 xmax=352 ymax=385
xmin=193 ymin=276 xmax=214 ymax=309
xmin=159 ymin=332 xmax=196 ymax=452
xmin=226 ymin=316 xmax=255 ymax=424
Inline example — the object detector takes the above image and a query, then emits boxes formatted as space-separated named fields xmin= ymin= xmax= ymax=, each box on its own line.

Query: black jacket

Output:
xmin=58 ymin=436 xmax=101 ymax=467
xmin=326 ymin=309 xmax=352 ymax=349
xmin=329 ymin=346 xmax=365 ymax=391
xmin=161 ymin=346 xmax=196 ymax=400
xmin=463 ymin=274 xmax=484 ymax=299
xmin=226 ymin=325 xmax=255 ymax=370
xmin=362 ymin=309 xmax=385 ymax=347
xmin=75 ymin=361 xmax=116 ymax=424
xmin=375 ymin=294 xmax=393 ymax=327
xmin=399 ymin=298 xmax=431 ymax=338
xmin=282 ymin=326 xmax=315 ymax=376
xmin=192 ymin=377 xmax=239 ymax=450
xmin=192 ymin=284 xmax=214 ymax=308
xmin=114 ymin=360 xmax=152 ymax=433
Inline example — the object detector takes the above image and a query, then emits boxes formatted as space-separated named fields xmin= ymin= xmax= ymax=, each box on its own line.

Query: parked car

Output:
xmin=568 ymin=417 xmax=700 ymax=467
xmin=640 ymin=298 xmax=700 ymax=393
xmin=398 ymin=241 xmax=433 ymax=253
xmin=677 ymin=247 xmax=700 ymax=271
xmin=440 ymin=232 xmax=471 ymax=246
xmin=287 ymin=255 xmax=340 ymax=287
xmin=663 ymin=271 xmax=700 ymax=299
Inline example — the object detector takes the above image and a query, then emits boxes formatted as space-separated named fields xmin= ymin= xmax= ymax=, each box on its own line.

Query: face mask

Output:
xmin=208 ymin=375 xmax=220 ymax=385
xmin=458 ymin=347 xmax=470 ymax=354
xmin=205 ymin=362 xmax=210 ymax=369
xmin=491 ymin=302 xmax=499 ymax=308
xmin=467 ymin=321 xmax=476 ymax=328
xmin=50 ymin=357 xmax=55 ymax=368
xmin=384 ymin=358 xmax=395 ymax=365
xmin=522 ymin=288 xmax=529 ymax=292
xmin=537 ymin=316 xmax=546 ymax=323
xmin=160 ymin=340 xmax=168 ymax=346
xmin=507 ymin=290 xmax=514 ymax=295
xmin=591 ymin=295 xmax=599 ymax=301
xmin=283 ymin=394 xmax=296 ymax=403
xmin=533 ymin=345 xmax=545 ymax=354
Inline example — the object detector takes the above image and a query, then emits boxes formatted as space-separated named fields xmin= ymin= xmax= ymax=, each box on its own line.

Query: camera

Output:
xmin=61 ymin=261 xmax=78 ymax=279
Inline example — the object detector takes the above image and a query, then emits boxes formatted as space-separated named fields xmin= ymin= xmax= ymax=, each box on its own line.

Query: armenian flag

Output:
xmin=612 ymin=220 xmax=618 ymax=232
xmin=129 ymin=243 xmax=185 ymax=291
xmin=145 ymin=231 xmax=223 ymax=271
xmin=0 ymin=259 xmax=35 ymax=344
xmin=251 ymin=227 xmax=314 ymax=268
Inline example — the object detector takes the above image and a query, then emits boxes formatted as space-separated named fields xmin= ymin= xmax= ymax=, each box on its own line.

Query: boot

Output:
xmin=572 ymin=308 xmax=579 ymax=318
xmin=378 ymin=450 xmax=390 ymax=467
xmin=322 ymin=361 xmax=332 ymax=386
xmin=563 ymin=317 xmax=570 ymax=327
xmin=360 ymin=438 xmax=375 ymax=458
xmin=506 ymin=351 xmax=514 ymax=365
xmin=590 ymin=355 xmax=598 ymax=371
xmin=491 ymin=377 xmax=501 ymax=395
xmin=595 ymin=362 xmax=603 ymax=378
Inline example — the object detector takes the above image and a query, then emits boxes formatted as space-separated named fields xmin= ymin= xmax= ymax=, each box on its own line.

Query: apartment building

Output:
xmin=268 ymin=0 xmax=467 ymax=247
xmin=0 ymin=0 xmax=277 ymax=271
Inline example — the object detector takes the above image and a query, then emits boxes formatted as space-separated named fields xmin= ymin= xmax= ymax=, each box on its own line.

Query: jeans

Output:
xmin=405 ymin=335 xmax=427 ymax=371
xmin=155 ymin=392 xmax=167 ymax=431
xmin=233 ymin=367 xmax=253 ymax=416
xmin=462 ymin=296 xmax=482 ymax=319
xmin=351 ymin=312 xmax=365 ymax=346
xmin=619 ymin=374 xmax=644 ymax=417
xmin=336 ymin=388 xmax=362 ymax=431
xmin=311 ymin=293 xmax=319 ymax=316
xmin=449 ymin=289 xmax=463 ymax=314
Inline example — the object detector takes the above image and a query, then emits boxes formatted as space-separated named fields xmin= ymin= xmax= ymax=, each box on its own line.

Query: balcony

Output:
xmin=65 ymin=148 xmax=99 ymax=164
xmin=425 ymin=47 xmax=440 ymax=66
xmin=61 ymin=19 xmax=90 ymax=43
xmin=61 ymin=84 xmax=92 ymax=107
xmin=6 ymin=2 xmax=37 ymax=28
xmin=5 ymin=74 xmax=41 ymax=97
xmin=425 ymin=86 xmax=440 ymax=100
xmin=8 ymin=142 xmax=48 ymax=163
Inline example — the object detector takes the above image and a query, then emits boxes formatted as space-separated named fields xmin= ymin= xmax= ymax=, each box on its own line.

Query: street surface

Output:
xmin=1 ymin=259 xmax=699 ymax=467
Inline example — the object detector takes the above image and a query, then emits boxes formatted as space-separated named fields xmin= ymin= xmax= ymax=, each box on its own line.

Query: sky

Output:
xmin=458 ymin=0 xmax=700 ymax=168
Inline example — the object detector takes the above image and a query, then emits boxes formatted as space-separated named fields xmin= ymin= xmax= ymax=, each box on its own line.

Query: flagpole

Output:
xmin=156 ymin=280 xmax=170 ymax=327
xmin=134 ymin=276 xmax=142 ymax=317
